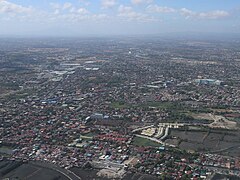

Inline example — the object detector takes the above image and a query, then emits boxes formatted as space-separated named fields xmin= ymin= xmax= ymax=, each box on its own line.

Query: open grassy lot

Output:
xmin=132 ymin=136 xmax=160 ymax=147
xmin=187 ymin=112 xmax=213 ymax=121
xmin=0 ymin=146 xmax=14 ymax=155
xmin=84 ymin=132 xmax=95 ymax=137
xmin=110 ymin=102 xmax=129 ymax=109
xmin=110 ymin=101 xmax=181 ymax=110
xmin=1 ymin=162 xmax=69 ymax=180
xmin=167 ymin=129 xmax=240 ymax=156
xmin=70 ymin=167 xmax=109 ymax=180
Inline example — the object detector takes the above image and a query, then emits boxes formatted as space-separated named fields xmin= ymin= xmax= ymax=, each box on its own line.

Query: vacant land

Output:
xmin=188 ymin=113 xmax=238 ymax=129
xmin=166 ymin=129 xmax=240 ymax=156
xmin=189 ymin=113 xmax=214 ymax=121
xmin=1 ymin=161 xmax=69 ymax=180
xmin=70 ymin=167 xmax=108 ymax=180
xmin=123 ymin=172 xmax=158 ymax=180
xmin=110 ymin=101 xmax=179 ymax=110
xmin=132 ymin=136 xmax=160 ymax=147
xmin=0 ymin=146 xmax=14 ymax=155
xmin=209 ymin=114 xmax=237 ymax=129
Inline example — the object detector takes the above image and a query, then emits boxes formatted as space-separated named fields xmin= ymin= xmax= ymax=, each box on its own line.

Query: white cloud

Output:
xmin=0 ymin=0 xmax=33 ymax=14
xmin=118 ymin=5 xmax=155 ymax=22
xmin=50 ymin=3 xmax=61 ymax=10
xmin=101 ymin=0 xmax=117 ymax=9
xmin=180 ymin=8 xmax=196 ymax=19
xmin=91 ymin=14 xmax=109 ymax=21
xmin=180 ymin=8 xmax=229 ymax=20
xmin=199 ymin=10 xmax=229 ymax=19
xmin=51 ymin=2 xmax=73 ymax=11
xmin=63 ymin=2 xmax=72 ymax=10
xmin=147 ymin=5 xmax=175 ymax=13
xmin=54 ymin=9 xmax=60 ymax=15
xmin=78 ymin=0 xmax=90 ymax=6
xmin=50 ymin=2 xmax=88 ymax=15
xmin=77 ymin=8 xmax=89 ymax=14
xmin=69 ymin=7 xmax=76 ymax=13
xmin=54 ymin=12 xmax=109 ymax=23
xmin=131 ymin=0 xmax=153 ymax=5
xmin=45 ymin=3 xmax=107 ymax=23
xmin=118 ymin=5 xmax=132 ymax=14
xmin=0 ymin=1 xmax=106 ymax=24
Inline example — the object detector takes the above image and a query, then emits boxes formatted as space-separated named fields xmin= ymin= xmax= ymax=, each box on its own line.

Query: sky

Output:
xmin=0 ymin=0 xmax=240 ymax=36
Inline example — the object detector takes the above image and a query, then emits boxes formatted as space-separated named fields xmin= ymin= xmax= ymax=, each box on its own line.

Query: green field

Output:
xmin=110 ymin=102 xmax=129 ymax=109
xmin=83 ymin=132 xmax=95 ymax=137
xmin=80 ymin=132 xmax=96 ymax=140
xmin=0 ymin=146 xmax=14 ymax=155
xmin=132 ymin=136 xmax=160 ymax=147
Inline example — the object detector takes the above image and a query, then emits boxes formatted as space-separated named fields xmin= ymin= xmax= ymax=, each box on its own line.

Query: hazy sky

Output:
xmin=0 ymin=0 xmax=240 ymax=36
